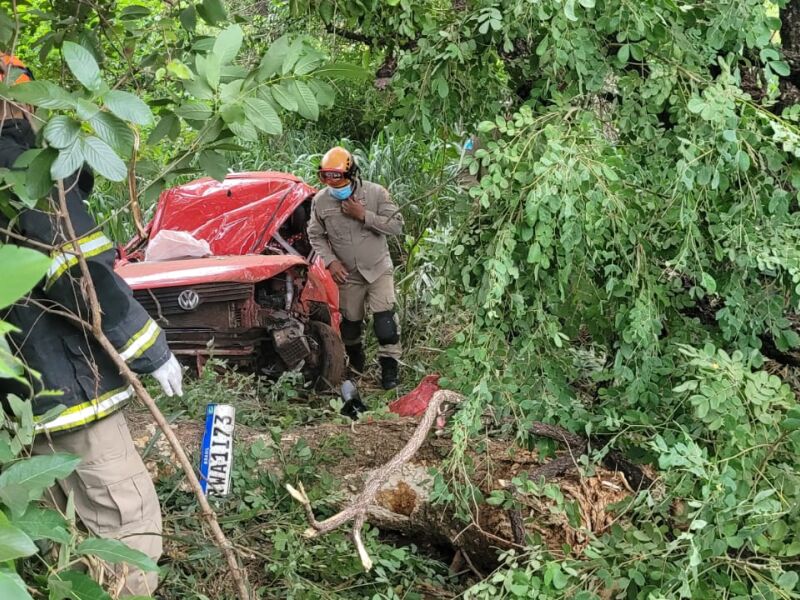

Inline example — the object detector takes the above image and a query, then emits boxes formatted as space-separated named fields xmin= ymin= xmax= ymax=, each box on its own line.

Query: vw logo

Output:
xmin=177 ymin=289 xmax=200 ymax=311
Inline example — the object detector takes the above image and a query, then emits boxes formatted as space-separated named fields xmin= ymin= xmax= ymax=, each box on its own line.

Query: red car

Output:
xmin=115 ymin=172 xmax=345 ymax=387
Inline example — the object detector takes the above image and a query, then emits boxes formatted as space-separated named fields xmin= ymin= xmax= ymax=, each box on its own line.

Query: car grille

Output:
xmin=133 ymin=282 xmax=253 ymax=316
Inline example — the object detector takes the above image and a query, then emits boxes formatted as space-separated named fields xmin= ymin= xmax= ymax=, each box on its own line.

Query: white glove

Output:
xmin=151 ymin=354 xmax=184 ymax=397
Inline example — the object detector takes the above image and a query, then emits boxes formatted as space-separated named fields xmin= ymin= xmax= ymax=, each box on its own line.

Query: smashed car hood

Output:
xmin=117 ymin=255 xmax=307 ymax=290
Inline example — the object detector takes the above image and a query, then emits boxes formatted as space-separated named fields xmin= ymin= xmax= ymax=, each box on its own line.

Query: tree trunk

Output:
xmin=127 ymin=410 xmax=647 ymax=570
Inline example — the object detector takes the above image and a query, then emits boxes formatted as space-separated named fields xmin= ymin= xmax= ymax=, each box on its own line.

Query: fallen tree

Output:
xmin=127 ymin=392 xmax=655 ymax=571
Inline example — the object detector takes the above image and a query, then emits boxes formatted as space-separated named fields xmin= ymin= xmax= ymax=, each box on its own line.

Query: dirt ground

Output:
xmin=126 ymin=407 xmax=647 ymax=571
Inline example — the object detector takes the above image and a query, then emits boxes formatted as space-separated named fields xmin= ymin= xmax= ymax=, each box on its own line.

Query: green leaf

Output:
xmin=281 ymin=39 xmax=306 ymax=75
xmin=700 ymin=272 xmax=716 ymax=294
xmin=179 ymin=5 xmax=197 ymax=31
xmin=617 ymin=44 xmax=630 ymax=63
xmin=0 ymin=454 xmax=81 ymax=516
xmin=23 ymin=147 xmax=57 ymax=200
xmin=293 ymin=51 xmax=324 ymax=76
xmin=243 ymin=97 xmax=282 ymax=135
xmin=13 ymin=506 xmax=70 ymax=544
xmin=761 ymin=48 xmax=780 ymax=62
xmin=103 ymin=91 xmax=152 ymax=126
xmin=0 ymin=523 xmax=37 ymax=561
xmin=578 ymin=0 xmax=595 ymax=6
xmin=0 ymin=246 xmax=52 ymax=310
xmin=564 ymin=0 xmax=578 ymax=21
xmin=204 ymin=53 xmax=221 ymax=90
xmin=182 ymin=77 xmax=214 ymax=101
xmin=228 ymin=119 xmax=258 ymax=142
xmin=435 ymin=77 xmax=449 ymax=99
xmin=120 ymin=5 xmax=150 ymax=19
xmin=50 ymin=141 xmax=85 ymax=181
xmin=48 ymin=570 xmax=112 ymax=600
xmin=166 ymin=59 xmax=193 ymax=80
xmin=175 ymin=101 xmax=213 ymax=121
xmin=198 ymin=0 xmax=227 ymax=25
xmin=770 ymin=60 xmax=791 ymax=77
xmin=89 ymin=112 xmax=134 ymax=158
xmin=82 ymin=136 xmax=127 ymax=182
xmin=220 ymin=101 xmax=245 ymax=124
xmin=220 ymin=79 xmax=243 ymax=104
xmin=213 ymin=24 xmax=244 ymax=65
xmin=75 ymin=99 xmax=101 ymax=122
xmin=288 ymin=80 xmax=318 ymax=121
xmin=778 ymin=571 xmax=799 ymax=591
xmin=308 ymin=80 xmax=335 ymax=108
xmin=147 ymin=112 xmax=180 ymax=145
xmin=62 ymin=42 xmax=103 ymax=92
xmin=551 ymin=564 xmax=569 ymax=589
xmin=258 ymin=35 xmax=291 ymax=80
xmin=44 ymin=116 xmax=81 ymax=149
xmin=269 ymin=82 xmax=298 ymax=111
xmin=313 ymin=62 xmax=369 ymax=80
xmin=736 ymin=149 xmax=751 ymax=171
xmin=198 ymin=149 xmax=228 ymax=182
xmin=76 ymin=538 xmax=158 ymax=572
xmin=687 ymin=98 xmax=706 ymax=114
xmin=9 ymin=81 xmax=74 ymax=109
xmin=0 ymin=570 xmax=33 ymax=600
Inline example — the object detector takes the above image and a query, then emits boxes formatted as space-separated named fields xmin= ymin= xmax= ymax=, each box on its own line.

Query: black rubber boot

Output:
xmin=340 ymin=380 xmax=368 ymax=420
xmin=346 ymin=343 xmax=366 ymax=374
xmin=379 ymin=356 xmax=399 ymax=390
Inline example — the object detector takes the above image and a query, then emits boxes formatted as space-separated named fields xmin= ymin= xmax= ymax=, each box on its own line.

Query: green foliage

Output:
xmin=0 ymin=1 xmax=366 ymax=203
xmin=0 ymin=246 xmax=50 ymax=310
xmin=3 ymin=0 xmax=800 ymax=597
xmin=0 ymin=245 xmax=162 ymax=599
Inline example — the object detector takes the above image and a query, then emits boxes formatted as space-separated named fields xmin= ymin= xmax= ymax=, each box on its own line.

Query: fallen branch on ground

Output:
xmin=528 ymin=421 xmax=653 ymax=491
xmin=286 ymin=389 xmax=462 ymax=570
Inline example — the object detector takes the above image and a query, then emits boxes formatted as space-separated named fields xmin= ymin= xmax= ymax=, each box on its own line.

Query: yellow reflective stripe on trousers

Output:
xmin=34 ymin=386 xmax=133 ymax=433
xmin=45 ymin=231 xmax=114 ymax=289
xmin=119 ymin=318 xmax=161 ymax=362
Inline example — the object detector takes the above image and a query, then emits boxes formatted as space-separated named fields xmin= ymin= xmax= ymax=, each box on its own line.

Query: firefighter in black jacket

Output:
xmin=0 ymin=55 xmax=182 ymax=596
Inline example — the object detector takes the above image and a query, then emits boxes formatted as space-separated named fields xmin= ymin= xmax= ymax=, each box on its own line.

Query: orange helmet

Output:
xmin=318 ymin=146 xmax=357 ymax=188
xmin=0 ymin=53 xmax=33 ymax=85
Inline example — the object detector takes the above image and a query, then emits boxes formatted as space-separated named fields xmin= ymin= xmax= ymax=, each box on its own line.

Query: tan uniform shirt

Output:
xmin=308 ymin=180 xmax=404 ymax=283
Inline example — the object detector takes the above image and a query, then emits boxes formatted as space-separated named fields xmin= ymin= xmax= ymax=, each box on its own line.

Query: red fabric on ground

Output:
xmin=388 ymin=374 xmax=441 ymax=417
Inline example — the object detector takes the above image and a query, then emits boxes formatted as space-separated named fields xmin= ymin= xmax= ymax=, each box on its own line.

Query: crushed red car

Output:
xmin=115 ymin=172 xmax=346 ymax=387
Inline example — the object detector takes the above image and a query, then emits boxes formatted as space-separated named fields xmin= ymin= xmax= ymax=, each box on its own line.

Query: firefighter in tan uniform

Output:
xmin=308 ymin=147 xmax=403 ymax=389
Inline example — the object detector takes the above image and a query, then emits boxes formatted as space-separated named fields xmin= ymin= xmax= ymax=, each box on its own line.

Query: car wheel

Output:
xmin=308 ymin=320 xmax=346 ymax=390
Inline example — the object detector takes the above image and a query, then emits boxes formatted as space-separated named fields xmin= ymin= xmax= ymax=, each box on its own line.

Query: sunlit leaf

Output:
xmin=213 ymin=24 xmax=244 ymax=65
xmin=82 ymin=136 xmax=127 ymax=181
xmin=0 ymin=245 xmax=51 ymax=309
xmin=0 ymin=523 xmax=36 ymax=561
xmin=103 ymin=90 xmax=153 ymax=126
xmin=62 ymin=41 xmax=103 ymax=92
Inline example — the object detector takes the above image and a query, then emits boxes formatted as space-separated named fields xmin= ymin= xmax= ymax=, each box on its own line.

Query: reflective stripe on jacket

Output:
xmin=0 ymin=119 xmax=171 ymax=433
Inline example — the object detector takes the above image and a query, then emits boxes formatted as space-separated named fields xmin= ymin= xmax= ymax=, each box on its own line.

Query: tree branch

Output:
xmin=53 ymin=181 xmax=251 ymax=600
xmin=287 ymin=390 xmax=463 ymax=570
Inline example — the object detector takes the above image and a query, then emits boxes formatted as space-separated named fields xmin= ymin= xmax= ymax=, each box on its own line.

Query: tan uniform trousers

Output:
xmin=339 ymin=268 xmax=402 ymax=360
xmin=32 ymin=410 xmax=162 ymax=597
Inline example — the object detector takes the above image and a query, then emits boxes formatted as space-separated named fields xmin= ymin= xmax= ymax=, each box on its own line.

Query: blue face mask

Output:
xmin=329 ymin=184 xmax=353 ymax=201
